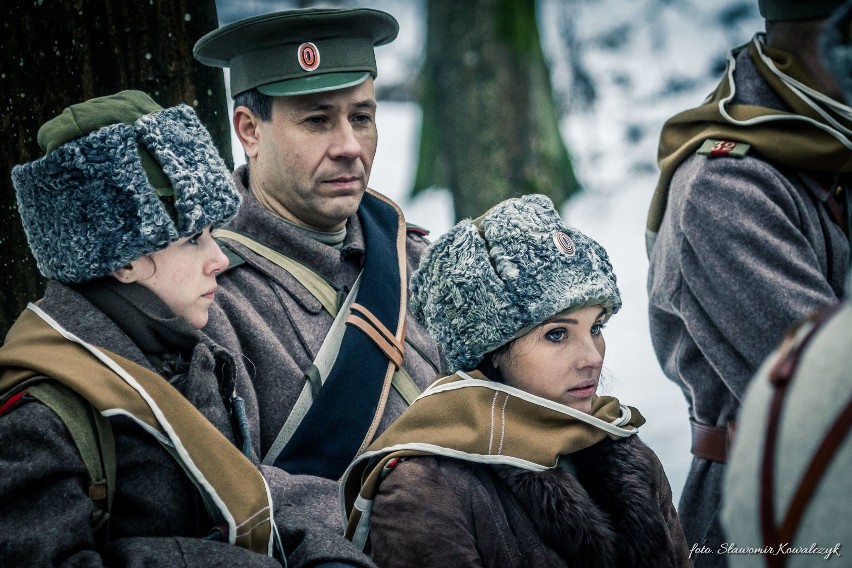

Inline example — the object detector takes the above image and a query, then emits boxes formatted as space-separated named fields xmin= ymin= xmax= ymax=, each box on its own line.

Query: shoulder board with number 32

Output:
xmin=697 ymin=139 xmax=751 ymax=158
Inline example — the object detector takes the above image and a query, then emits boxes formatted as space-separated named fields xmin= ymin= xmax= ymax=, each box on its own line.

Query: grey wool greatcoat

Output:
xmin=647 ymin=48 xmax=850 ymax=565
xmin=368 ymin=435 xmax=692 ymax=568
xmin=204 ymin=166 xmax=444 ymax=528
xmin=0 ymin=281 xmax=375 ymax=567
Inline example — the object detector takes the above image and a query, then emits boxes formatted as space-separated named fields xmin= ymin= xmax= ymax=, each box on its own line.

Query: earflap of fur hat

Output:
xmin=13 ymin=123 xmax=179 ymax=283
xmin=136 ymin=104 xmax=240 ymax=237
xmin=410 ymin=221 xmax=524 ymax=372
xmin=12 ymin=99 xmax=241 ymax=284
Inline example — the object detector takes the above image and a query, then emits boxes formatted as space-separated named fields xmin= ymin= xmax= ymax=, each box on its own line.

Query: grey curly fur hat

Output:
xmin=12 ymin=90 xmax=241 ymax=283
xmin=410 ymin=194 xmax=621 ymax=373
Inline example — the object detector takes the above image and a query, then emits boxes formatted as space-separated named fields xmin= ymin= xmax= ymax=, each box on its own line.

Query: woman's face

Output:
xmin=493 ymin=305 xmax=607 ymax=414
xmin=116 ymin=227 xmax=229 ymax=329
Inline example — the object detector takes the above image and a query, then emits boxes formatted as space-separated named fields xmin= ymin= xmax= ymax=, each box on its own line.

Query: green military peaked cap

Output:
xmin=758 ymin=0 xmax=845 ymax=21
xmin=193 ymin=7 xmax=399 ymax=97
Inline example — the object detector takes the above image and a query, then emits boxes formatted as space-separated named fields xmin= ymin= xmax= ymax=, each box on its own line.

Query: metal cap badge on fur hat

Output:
xmin=410 ymin=194 xmax=621 ymax=373
xmin=193 ymin=7 xmax=399 ymax=97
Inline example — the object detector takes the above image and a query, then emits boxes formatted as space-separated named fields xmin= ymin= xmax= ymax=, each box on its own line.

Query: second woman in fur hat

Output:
xmin=342 ymin=194 xmax=690 ymax=568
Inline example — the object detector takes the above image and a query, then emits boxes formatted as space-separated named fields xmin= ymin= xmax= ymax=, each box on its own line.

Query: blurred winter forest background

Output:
xmin=1 ymin=0 xmax=765 ymax=500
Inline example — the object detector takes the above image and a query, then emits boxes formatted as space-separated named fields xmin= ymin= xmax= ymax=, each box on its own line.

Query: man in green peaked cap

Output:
xmin=193 ymin=8 xmax=444 ymax=532
xmin=646 ymin=1 xmax=851 ymax=567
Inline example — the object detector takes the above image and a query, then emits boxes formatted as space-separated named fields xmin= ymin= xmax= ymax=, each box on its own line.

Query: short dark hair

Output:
xmin=233 ymin=88 xmax=273 ymax=122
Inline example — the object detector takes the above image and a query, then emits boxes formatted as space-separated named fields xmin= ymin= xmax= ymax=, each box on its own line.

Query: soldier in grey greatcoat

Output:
xmin=645 ymin=1 xmax=851 ymax=565
xmin=193 ymin=7 xmax=443 ymax=529
xmin=0 ymin=91 xmax=373 ymax=567
xmin=720 ymin=3 xmax=852 ymax=566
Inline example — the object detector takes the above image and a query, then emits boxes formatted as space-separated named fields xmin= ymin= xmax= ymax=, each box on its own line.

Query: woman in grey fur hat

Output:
xmin=341 ymin=194 xmax=690 ymax=568
xmin=0 ymin=91 xmax=372 ymax=568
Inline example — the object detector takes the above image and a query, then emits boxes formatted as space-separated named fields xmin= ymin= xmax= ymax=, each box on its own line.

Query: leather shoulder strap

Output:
xmin=216 ymin=218 xmax=424 ymax=478
xmin=760 ymin=303 xmax=849 ymax=563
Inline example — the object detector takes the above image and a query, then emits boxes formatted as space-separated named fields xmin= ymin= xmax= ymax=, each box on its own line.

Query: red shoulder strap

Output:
xmin=0 ymin=391 xmax=26 ymax=415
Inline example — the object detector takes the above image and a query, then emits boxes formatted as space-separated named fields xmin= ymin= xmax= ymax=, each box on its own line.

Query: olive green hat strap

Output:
xmin=213 ymin=228 xmax=339 ymax=315
xmin=138 ymin=143 xmax=179 ymax=225
xmin=27 ymin=380 xmax=115 ymax=544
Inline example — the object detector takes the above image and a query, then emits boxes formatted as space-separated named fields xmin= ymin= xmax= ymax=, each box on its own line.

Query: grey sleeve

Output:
xmin=674 ymin=159 xmax=839 ymax=397
xmin=273 ymin=504 xmax=376 ymax=568
xmin=260 ymin=465 xmax=375 ymax=568
xmin=260 ymin=464 xmax=342 ymax=532
xmin=104 ymin=537 xmax=282 ymax=567
xmin=0 ymin=400 xmax=284 ymax=567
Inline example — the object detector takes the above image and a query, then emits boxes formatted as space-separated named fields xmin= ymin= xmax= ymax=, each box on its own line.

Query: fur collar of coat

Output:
xmin=493 ymin=435 xmax=679 ymax=568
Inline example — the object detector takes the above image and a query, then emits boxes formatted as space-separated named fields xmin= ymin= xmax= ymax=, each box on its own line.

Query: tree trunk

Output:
xmin=0 ymin=0 xmax=230 ymax=339
xmin=415 ymin=0 xmax=580 ymax=221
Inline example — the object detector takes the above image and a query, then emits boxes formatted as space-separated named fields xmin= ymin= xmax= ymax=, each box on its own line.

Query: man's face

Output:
xmin=249 ymin=78 xmax=378 ymax=232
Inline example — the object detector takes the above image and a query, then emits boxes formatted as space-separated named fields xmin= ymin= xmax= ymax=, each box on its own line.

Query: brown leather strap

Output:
xmin=690 ymin=420 xmax=736 ymax=463
xmin=780 ymin=398 xmax=852 ymax=543
xmin=350 ymin=303 xmax=405 ymax=357
xmin=760 ymin=302 xmax=846 ymax=567
xmin=346 ymin=314 xmax=404 ymax=368
xmin=760 ymin=377 xmax=789 ymax=568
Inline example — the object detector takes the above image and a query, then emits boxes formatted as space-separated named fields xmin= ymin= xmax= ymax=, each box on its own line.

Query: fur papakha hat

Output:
xmin=12 ymin=90 xmax=241 ymax=284
xmin=410 ymin=194 xmax=621 ymax=373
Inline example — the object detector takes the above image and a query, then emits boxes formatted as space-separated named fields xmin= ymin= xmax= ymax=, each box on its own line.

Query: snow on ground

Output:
xmin=551 ymin=1 xmax=762 ymax=502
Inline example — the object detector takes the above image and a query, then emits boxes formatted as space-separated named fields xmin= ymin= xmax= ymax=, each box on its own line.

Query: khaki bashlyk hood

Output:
xmin=0 ymin=304 xmax=276 ymax=556
xmin=341 ymin=370 xmax=645 ymax=549
xmin=647 ymin=33 xmax=852 ymax=256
